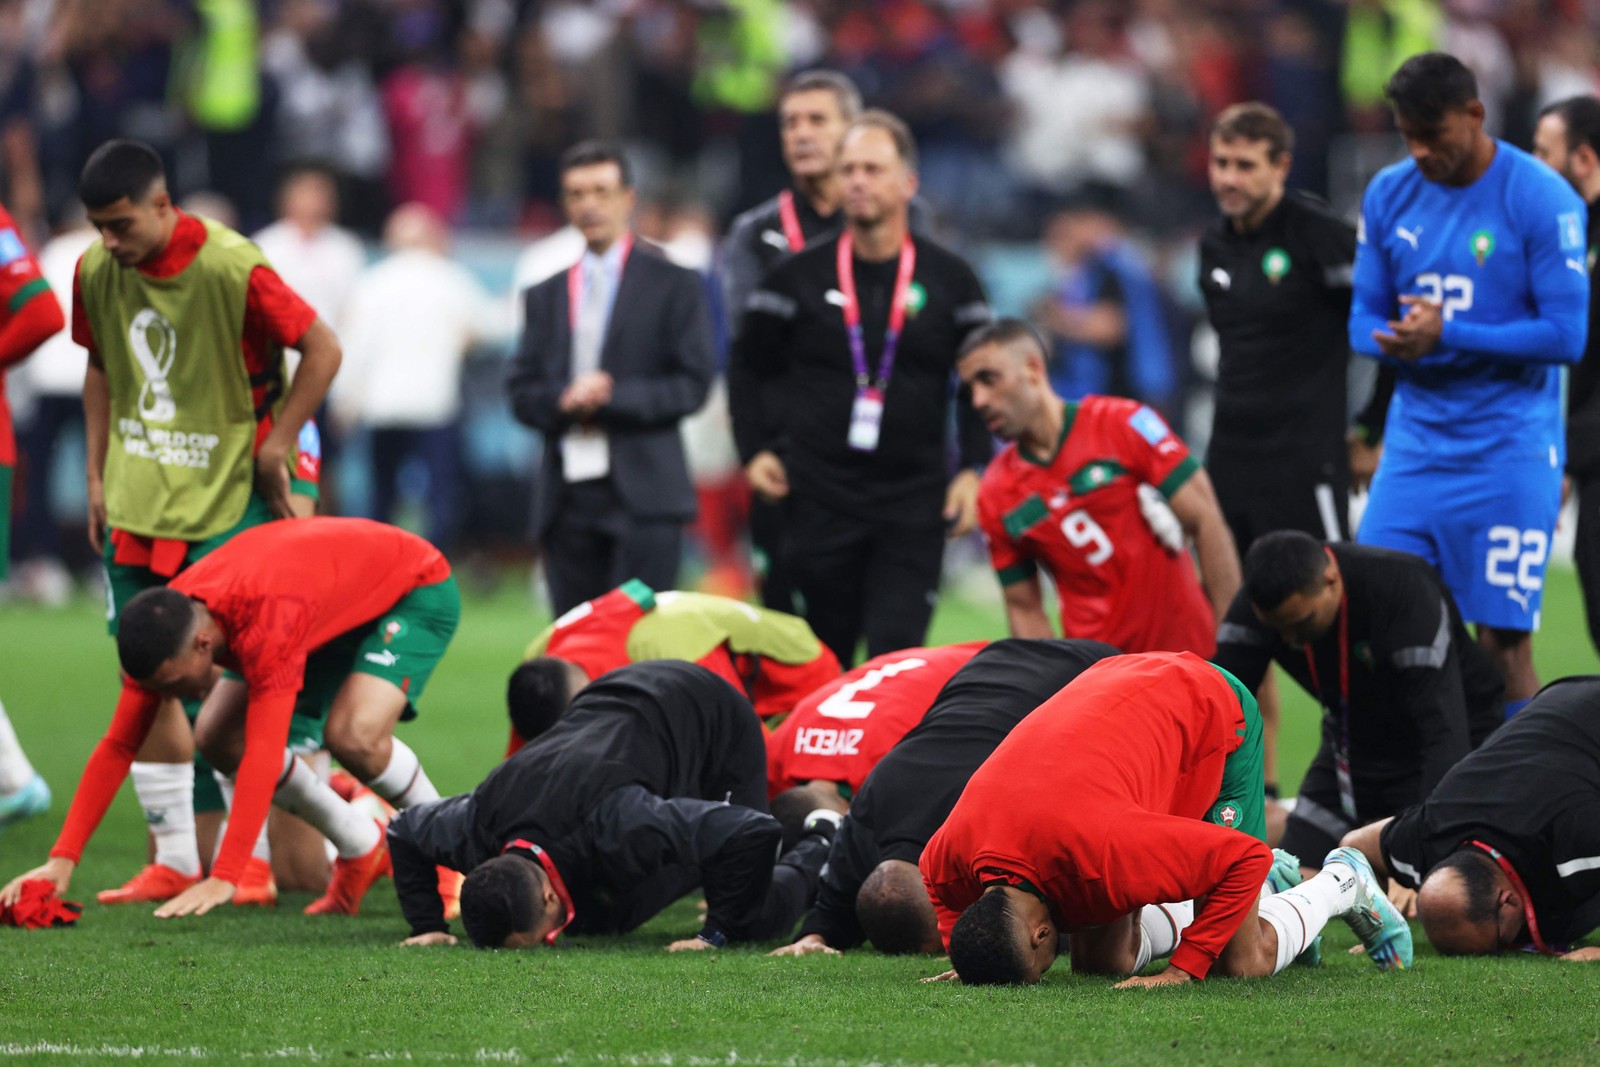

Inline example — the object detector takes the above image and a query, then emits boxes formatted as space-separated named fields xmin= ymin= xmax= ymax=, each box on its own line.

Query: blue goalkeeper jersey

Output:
xmin=1349 ymin=141 xmax=1589 ymax=468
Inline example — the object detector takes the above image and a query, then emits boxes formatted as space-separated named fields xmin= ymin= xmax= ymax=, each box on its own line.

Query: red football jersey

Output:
xmin=919 ymin=652 xmax=1272 ymax=980
xmin=766 ymin=641 xmax=986 ymax=796
xmin=0 ymin=204 xmax=56 ymax=464
xmin=52 ymin=517 xmax=452 ymax=884
xmin=977 ymin=397 xmax=1216 ymax=656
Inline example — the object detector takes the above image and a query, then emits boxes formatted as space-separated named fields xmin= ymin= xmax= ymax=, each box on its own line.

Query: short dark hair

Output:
xmin=845 ymin=109 xmax=918 ymax=172
xmin=460 ymin=855 xmax=543 ymax=949
xmin=856 ymin=861 xmax=939 ymax=955
xmin=780 ymin=69 xmax=862 ymax=121
xmin=769 ymin=785 xmax=820 ymax=851
xmin=948 ymin=888 xmax=1031 ymax=985
xmin=1211 ymin=102 xmax=1295 ymax=160
xmin=1540 ymin=95 xmax=1600 ymax=158
xmin=956 ymin=316 xmax=1048 ymax=363
xmin=559 ymin=140 xmax=633 ymax=188
xmin=1384 ymin=52 xmax=1479 ymax=127
xmin=116 ymin=587 xmax=198 ymax=681
xmin=1242 ymin=530 xmax=1328 ymax=612
xmin=506 ymin=659 xmax=574 ymax=744
xmin=79 ymin=140 xmax=166 ymax=209
xmin=1432 ymin=850 xmax=1500 ymax=928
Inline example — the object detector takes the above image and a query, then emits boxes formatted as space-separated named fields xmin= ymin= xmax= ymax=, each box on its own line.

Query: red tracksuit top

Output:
xmin=920 ymin=651 xmax=1272 ymax=979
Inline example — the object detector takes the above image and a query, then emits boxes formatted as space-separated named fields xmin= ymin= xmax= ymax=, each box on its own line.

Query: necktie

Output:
xmin=572 ymin=260 xmax=608 ymax=378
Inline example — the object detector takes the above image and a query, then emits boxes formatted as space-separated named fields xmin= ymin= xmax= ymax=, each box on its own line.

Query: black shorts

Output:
xmin=1282 ymin=739 xmax=1426 ymax=865
xmin=1208 ymin=450 xmax=1348 ymax=557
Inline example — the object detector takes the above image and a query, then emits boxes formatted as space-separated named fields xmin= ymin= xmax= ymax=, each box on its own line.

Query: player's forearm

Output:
xmin=49 ymin=683 xmax=162 ymax=863
xmin=209 ymin=692 xmax=296 ymax=885
xmin=698 ymin=813 xmax=786 ymax=941
xmin=1439 ymin=314 xmax=1586 ymax=365
xmin=1194 ymin=514 xmax=1242 ymax=622
xmin=0 ymin=286 xmax=64 ymax=370
xmin=82 ymin=361 xmax=109 ymax=488
xmin=1167 ymin=841 xmax=1273 ymax=980
xmin=390 ymin=829 xmax=449 ymax=936
xmin=1004 ymin=596 xmax=1053 ymax=639
xmin=267 ymin=319 xmax=340 ymax=453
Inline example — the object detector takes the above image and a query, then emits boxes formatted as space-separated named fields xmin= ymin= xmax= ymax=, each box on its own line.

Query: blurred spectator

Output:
xmin=252 ymin=166 xmax=365 ymax=342
xmin=1032 ymin=197 xmax=1178 ymax=416
xmin=333 ymin=203 xmax=503 ymax=554
xmin=8 ymin=212 xmax=95 ymax=602
xmin=382 ymin=6 xmax=500 ymax=224
xmin=261 ymin=0 xmax=390 ymax=233
xmin=1000 ymin=1 xmax=1151 ymax=208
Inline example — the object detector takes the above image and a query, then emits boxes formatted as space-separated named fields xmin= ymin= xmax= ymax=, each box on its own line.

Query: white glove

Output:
xmin=1137 ymin=483 xmax=1185 ymax=554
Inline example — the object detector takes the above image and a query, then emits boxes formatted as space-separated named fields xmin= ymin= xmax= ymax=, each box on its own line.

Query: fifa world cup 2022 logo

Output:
xmin=129 ymin=307 xmax=178 ymax=423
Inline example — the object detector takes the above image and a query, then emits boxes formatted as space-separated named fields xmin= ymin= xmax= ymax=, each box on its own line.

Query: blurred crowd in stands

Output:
xmin=1 ymin=0 xmax=1596 ymax=594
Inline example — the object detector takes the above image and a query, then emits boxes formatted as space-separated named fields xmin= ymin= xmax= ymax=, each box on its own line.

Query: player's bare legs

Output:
xmin=1478 ymin=626 xmax=1538 ymax=704
xmin=1070 ymin=912 xmax=1141 ymax=976
xmin=324 ymin=674 xmax=438 ymax=809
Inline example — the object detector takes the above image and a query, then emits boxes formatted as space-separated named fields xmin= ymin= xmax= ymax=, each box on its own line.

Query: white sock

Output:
xmin=213 ymin=771 xmax=272 ymax=863
xmin=365 ymin=738 xmax=439 ymax=809
xmin=1134 ymin=900 xmax=1195 ymax=971
xmin=270 ymin=752 xmax=380 ymax=859
xmin=0 ymin=699 xmax=37 ymax=793
xmin=1257 ymin=864 xmax=1359 ymax=975
xmin=131 ymin=761 xmax=202 ymax=877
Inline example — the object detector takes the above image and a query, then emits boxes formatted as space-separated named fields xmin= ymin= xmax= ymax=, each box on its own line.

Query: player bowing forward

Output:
xmin=765 ymin=641 xmax=986 ymax=800
xmin=960 ymin=318 xmax=1239 ymax=655
xmin=1 ymin=518 xmax=459 ymax=918
xmin=506 ymin=581 xmax=840 ymax=752
xmin=920 ymin=652 xmax=1412 ymax=986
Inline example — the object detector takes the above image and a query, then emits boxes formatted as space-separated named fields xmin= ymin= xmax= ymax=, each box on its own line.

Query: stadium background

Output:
xmin=3 ymin=1 xmax=1600 ymax=1063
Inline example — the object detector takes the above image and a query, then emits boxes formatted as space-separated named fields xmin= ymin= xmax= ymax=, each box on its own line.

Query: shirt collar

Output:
xmin=581 ymin=235 xmax=630 ymax=281
xmin=139 ymin=210 xmax=208 ymax=279
xmin=502 ymin=839 xmax=576 ymax=944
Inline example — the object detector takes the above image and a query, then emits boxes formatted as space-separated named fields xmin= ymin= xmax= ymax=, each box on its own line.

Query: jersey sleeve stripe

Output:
xmin=995 ymin=562 xmax=1037 ymax=585
xmin=6 ymin=276 xmax=50 ymax=314
xmin=1156 ymin=456 xmax=1200 ymax=499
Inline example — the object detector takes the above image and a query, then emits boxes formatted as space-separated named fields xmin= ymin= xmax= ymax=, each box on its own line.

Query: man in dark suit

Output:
xmin=509 ymin=142 xmax=714 ymax=614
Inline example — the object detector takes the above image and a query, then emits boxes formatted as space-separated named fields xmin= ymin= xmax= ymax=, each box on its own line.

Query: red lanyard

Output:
xmin=1470 ymin=839 xmax=1564 ymax=955
xmin=777 ymin=191 xmax=806 ymax=252
xmin=502 ymin=838 xmax=576 ymax=945
xmin=567 ymin=233 xmax=633 ymax=328
xmin=1302 ymin=549 xmax=1351 ymax=756
xmin=836 ymin=231 xmax=917 ymax=390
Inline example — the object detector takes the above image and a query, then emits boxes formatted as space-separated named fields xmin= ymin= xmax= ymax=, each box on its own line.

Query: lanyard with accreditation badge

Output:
xmin=837 ymin=231 xmax=917 ymax=453
xmin=1301 ymin=547 xmax=1358 ymax=821
xmin=777 ymin=191 xmax=806 ymax=252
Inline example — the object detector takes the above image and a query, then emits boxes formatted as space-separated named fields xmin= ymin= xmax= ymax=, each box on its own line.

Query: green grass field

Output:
xmin=2 ymin=571 xmax=1598 ymax=1066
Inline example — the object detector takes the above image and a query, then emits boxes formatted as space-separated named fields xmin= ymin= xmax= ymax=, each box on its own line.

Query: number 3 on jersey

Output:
xmin=1415 ymin=272 xmax=1474 ymax=320
xmin=1061 ymin=510 xmax=1113 ymax=565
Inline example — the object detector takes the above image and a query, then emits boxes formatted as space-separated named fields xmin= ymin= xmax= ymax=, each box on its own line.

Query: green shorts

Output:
xmin=1206 ymin=663 xmax=1267 ymax=843
xmin=0 ymin=463 xmax=11 ymax=583
xmin=292 ymin=575 xmax=460 ymax=724
xmin=102 ymin=480 xmax=319 ymax=635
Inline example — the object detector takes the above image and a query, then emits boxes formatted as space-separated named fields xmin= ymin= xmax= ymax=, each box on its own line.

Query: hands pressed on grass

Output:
xmin=400 ymin=932 xmax=458 ymax=947
xmin=154 ymin=876 xmax=235 ymax=918
xmin=768 ymin=934 xmax=841 ymax=957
